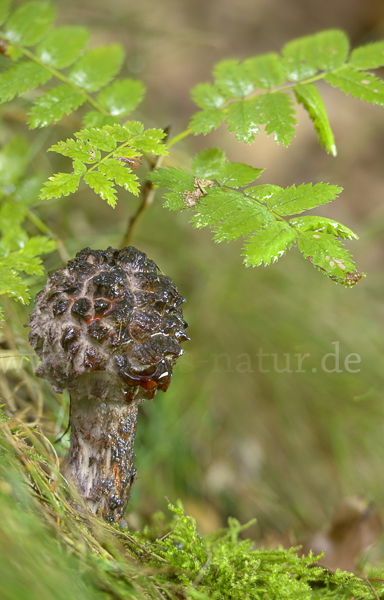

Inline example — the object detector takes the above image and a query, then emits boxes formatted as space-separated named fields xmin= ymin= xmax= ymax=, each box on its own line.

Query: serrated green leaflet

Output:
xmin=227 ymin=99 xmax=261 ymax=143
xmin=122 ymin=121 xmax=144 ymax=136
xmin=282 ymin=29 xmax=350 ymax=81
xmin=4 ymin=2 xmax=55 ymax=46
xmin=39 ymin=173 xmax=81 ymax=200
xmin=289 ymin=215 xmax=358 ymax=239
xmin=189 ymin=108 xmax=224 ymax=135
xmin=76 ymin=128 xmax=117 ymax=152
xmin=216 ymin=162 xmax=264 ymax=187
xmin=349 ymin=42 xmax=384 ymax=70
xmin=150 ymin=167 xmax=195 ymax=192
xmin=255 ymin=93 xmax=296 ymax=146
xmin=103 ymin=123 xmax=133 ymax=142
xmin=97 ymin=78 xmax=145 ymax=116
xmin=214 ymin=59 xmax=255 ymax=98
xmin=244 ymin=53 xmax=285 ymax=89
xmin=129 ymin=129 xmax=168 ymax=154
xmin=298 ymin=231 xmax=355 ymax=277
xmin=294 ymin=84 xmax=337 ymax=155
xmin=98 ymin=159 xmax=140 ymax=195
xmin=245 ymin=184 xmax=282 ymax=202
xmin=150 ymin=167 xmax=195 ymax=210
xmin=267 ymin=183 xmax=342 ymax=216
xmin=35 ymin=26 xmax=89 ymax=69
xmin=0 ymin=236 xmax=55 ymax=303
xmin=84 ymin=171 xmax=117 ymax=207
xmin=72 ymin=159 xmax=87 ymax=176
xmin=28 ymin=87 xmax=85 ymax=128
xmin=191 ymin=82 xmax=227 ymax=109
xmin=190 ymin=188 xmax=275 ymax=242
xmin=0 ymin=0 xmax=10 ymax=26
xmin=191 ymin=149 xmax=226 ymax=178
xmin=243 ymin=222 xmax=298 ymax=266
xmin=49 ymin=139 xmax=101 ymax=163
xmin=0 ymin=268 xmax=30 ymax=303
xmin=68 ymin=44 xmax=124 ymax=93
xmin=0 ymin=62 xmax=52 ymax=104
xmin=325 ymin=66 xmax=384 ymax=106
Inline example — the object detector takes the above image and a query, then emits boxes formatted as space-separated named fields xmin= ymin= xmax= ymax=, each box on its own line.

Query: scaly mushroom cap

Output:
xmin=27 ymin=246 xmax=189 ymax=400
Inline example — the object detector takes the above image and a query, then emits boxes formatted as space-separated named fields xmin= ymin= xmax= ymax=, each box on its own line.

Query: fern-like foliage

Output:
xmin=40 ymin=123 xmax=168 ymax=207
xmin=151 ymin=29 xmax=384 ymax=286
xmin=150 ymin=149 xmax=361 ymax=286
xmin=0 ymin=3 xmax=383 ymax=306
xmin=189 ymin=30 xmax=384 ymax=154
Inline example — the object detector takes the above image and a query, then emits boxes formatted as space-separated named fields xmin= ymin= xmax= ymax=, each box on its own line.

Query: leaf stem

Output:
xmin=16 ymin=46 xmax=109 ymax=116
xmin=120 ymin=154 xmax=165 ymax=248
xmin=26 ymin=208 xmax=70 ymax=263
xmin=166 ymin=127 xmax=193 ymax=149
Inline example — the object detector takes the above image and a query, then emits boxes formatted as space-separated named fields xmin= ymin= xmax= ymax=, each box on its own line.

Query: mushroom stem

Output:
xmin=62 ymin=372 xmax=138 ymax=523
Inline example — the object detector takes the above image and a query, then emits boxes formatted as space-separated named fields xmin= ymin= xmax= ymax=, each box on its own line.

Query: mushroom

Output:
xmin=26 ymin=246 xmax=189 ymax=523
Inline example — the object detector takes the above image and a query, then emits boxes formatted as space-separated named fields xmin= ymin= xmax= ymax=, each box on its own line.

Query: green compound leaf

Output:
xmin=214 ymin=59 xmax=255 ymax=98
xmin=244 ymin=53 xmax=286 ymax=89
xmin=129 ymin=128 xmax=168 ymax=155
xmin=254 ymin=93 xmax=297 ymax=146
xmin=216 ymin=162 xmax=264 ymax=187
xmin=243 ymin=222 xmax=298 ymax=266
xmin=282 ymin=29 xmax=350 ymax=81
xmin=227 ymin=99 xmax=261 ymax=143
xmin=98 ymin=158 xmax=140 ymax=195
xmin=83 ymin=171 xmax=117 ymax=207
xmin=190 ymin=187 xmax=275 ymax=242
xmin=0 ymin=62 xmax=52 ymax=104
xmin=191 ymin=148 xmax=226 ymax=178
xmin=97 ymin=78 xmax=145 ymax=116
xmin=294 ymin=83 xmax=337 ymax=155
xmin=0 ymin=0 xmax=11 ymax=26
xmin=149 ymin=167 xmax=195 ymax=210
xmin=68 ymin=44 xmax=125 ymax=93
xmin=49 ymin=138 xmax=101 ymax=163
xmin=325 ymin=65 xmax=384 ymax=106
xmin=76 ymin=128 xmax=117 ymax=152
xmin=39 ymin=173 xmax=81 ymax=200
xmin=298 ymin=231 xmax=355 ymax=279
xmin=35 ymin=26 xmax=89 ymax=69
xmin=191 ymin=83 xmax=227 ymax=109
xmin=289 ymin=215 xmax=358 ymax=239
xmin=28 ymin=87 xmax=85 ymax=128
xmin=349 ymin=42 xmax=384 ymax=70
xmin=189 ymin=107 xmax=224 ymax=135
xmin=267 ymin=182 xmax=342 ymax=216
xmin=4 ymin=1 xmax=55 ymax=46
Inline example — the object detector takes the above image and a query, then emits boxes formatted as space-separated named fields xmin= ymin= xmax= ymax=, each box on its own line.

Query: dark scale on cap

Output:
xmin=26 ymin=246 xmax=189 ymax=398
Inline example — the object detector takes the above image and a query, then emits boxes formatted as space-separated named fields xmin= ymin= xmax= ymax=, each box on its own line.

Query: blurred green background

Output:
xmin=2 ymin=0 xmax=384 ymax=546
